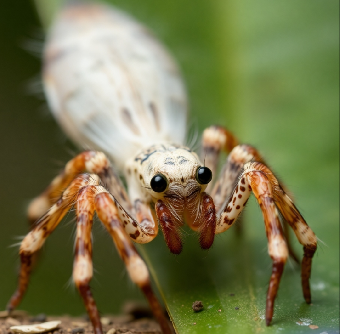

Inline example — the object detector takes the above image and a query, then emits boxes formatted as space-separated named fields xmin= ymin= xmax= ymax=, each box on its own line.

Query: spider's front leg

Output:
xmin=209 ymin=146 xmax=317 ymax=325
xmin=8 ymin=155 xmax=170 ymax=333
xmin=7 ymin=174 xmax=99 ymax=313
xmin=203 ymin=126 xmax=300 ymax=260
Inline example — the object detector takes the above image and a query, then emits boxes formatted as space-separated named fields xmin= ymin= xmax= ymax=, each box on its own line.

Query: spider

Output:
xmin=7 ymin=3 xmax=317 ymax=334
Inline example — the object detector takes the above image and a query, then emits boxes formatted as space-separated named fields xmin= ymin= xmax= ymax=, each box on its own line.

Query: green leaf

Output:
xmin=34 ymin=1 xmax=339 ymax=333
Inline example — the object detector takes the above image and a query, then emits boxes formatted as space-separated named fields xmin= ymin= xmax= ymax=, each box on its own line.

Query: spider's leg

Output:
xmin=211 ymin=144 xmax=299 ymax=262
xmin=215 ymin=165 xmax=287 ymax=325
xmin=73 ymin=185 xmax=102 ymax=334
xmin=261 ymin=165 xmax=318 ymax=303
xmin=215 ymin=161 xmax=317 ymax=325
xmin=28 ymin=151 xmax=131 ymax=225
xmin=202 ymin=125 xmax=239 ymax=192
xmin=95 ymin=192 xmax=172 ymax=334
xmin=7 ymin=174 xmax=99 ymax=312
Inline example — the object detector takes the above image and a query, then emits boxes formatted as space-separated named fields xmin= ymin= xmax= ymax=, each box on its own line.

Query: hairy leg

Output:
xmin=211 ymin=143 xmax=299 ymax=261
xmin=214 ymin=161 xmax=317 ymax=325
xmin=95 ymin=193 xmax=172 ymax=334
xmin=7 ymin=174 xmax=99 ymax=311
xmin=73 ymin=186 xmax=102 ymax=334
xmin=28 ymin=151 xmax=131 ymax=224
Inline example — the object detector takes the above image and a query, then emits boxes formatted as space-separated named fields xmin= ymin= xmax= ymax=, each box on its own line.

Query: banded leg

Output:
xmin=7 ymin=174 xmax=99 ymax=312
xmin=95 ymin=193 xmax=172 ymax=334
xmin=257 ymin=165 xmax=318 ymax=302
xmin=8 ymin=175 xmax=170 ymax=334
xmin=73 ymin=186 xmax=101 ymax=334
xmin=27 ymin=151 xmax=157 ymax=245
xmin=28 ymin=151 xmax=131 ymax=224
xmin=202 ymin=125 xmax=239 ymax=192
xmin=215 ymin=162 xmax=317 ymax=325
xmin=212 ymin=143 xmax=299 ymax=261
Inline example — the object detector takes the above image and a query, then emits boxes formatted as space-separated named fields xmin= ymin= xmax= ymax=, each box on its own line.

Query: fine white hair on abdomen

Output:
xmin=43 ymin=3 xmax=188 ymax=171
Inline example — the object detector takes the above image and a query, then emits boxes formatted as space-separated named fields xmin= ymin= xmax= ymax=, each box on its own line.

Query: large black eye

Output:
xmin=196 ymin=167 xmax=212 ymax=184
xmin=150 ymin=174 xmax=168 ymax=192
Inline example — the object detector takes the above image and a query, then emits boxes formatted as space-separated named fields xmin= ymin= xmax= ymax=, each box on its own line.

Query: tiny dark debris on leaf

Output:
xmin=192 ymin=301 xmax=204 ymax=312
xmin=229 ymin=293 xmax=235 ymax=297
xmin=29 ymin=314 xmax=46 ymax=323
xmin=235 ymin=307 xmax=239 ymax=310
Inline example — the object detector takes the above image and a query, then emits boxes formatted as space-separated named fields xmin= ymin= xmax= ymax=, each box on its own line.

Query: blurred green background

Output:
xmin=0 ymin=1 xmax=338 ymax=333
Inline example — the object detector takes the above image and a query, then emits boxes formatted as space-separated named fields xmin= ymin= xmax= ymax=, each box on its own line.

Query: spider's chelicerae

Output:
xmin=7 ymin=3 xmax=317 ymax=334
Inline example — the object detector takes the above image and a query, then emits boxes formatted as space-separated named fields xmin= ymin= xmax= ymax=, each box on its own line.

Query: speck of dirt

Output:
xmin=229 ymin=293 xmax=235 ymax=297
xmin=192 ymin=301 xmax=204 ymax=312
xmin=235 ymin=307 xmax=239 ymax=310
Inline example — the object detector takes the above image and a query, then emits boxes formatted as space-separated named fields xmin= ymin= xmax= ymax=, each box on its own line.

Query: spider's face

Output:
xmin=140 ymin=145 xmax=214 ymax=253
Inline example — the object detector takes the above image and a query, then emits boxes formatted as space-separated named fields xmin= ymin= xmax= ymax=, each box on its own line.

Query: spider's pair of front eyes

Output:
xmin=150 ymin=166 xmax=212 ymax=193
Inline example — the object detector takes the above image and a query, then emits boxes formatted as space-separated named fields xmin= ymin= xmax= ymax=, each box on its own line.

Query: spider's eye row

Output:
xmin=196 ymin=166 xmax=212 ymax=185
xmin=150 ymin=174 xmax=168 ymax=192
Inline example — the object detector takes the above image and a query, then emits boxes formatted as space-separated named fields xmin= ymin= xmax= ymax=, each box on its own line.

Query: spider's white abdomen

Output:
xmin=43 ymin=3 xmax=187 ymax=171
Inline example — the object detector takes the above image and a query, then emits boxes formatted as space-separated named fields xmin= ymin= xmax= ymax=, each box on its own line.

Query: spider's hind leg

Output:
xmin=27 ymin=151 xmax=131 ymax=225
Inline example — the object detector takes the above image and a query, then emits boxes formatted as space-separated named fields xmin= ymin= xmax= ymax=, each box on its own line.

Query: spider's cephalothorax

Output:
xmin=127 ymin=143 xmax=215 ymax=254
xmin=7 ymin=3 xmax=317 ymax=334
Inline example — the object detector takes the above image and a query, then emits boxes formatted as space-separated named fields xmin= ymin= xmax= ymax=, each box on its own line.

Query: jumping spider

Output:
xmin=7 ymin=3 xmax=317 ymax=334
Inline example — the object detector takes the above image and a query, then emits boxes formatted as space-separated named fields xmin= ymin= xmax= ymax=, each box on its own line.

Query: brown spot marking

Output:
xmin=224 ymin=218 xmax=235 ymax=226
xmin=233 ymin=197 xmax=236 ymax=204
xmin=226 ymin=206 xmax=232 ymax=213
xmin=139 ymin=174 xmax=143 ymax=180
xmin=123 ymin=220 xmax=128 ymax=225
xmin=181 ymin=177 xmax=184 ymax=183
xmin=236 ymin=205 xmax=240 ymax=210
xmin=243 ymin=199 xmax=249 ymax=207
xmin=132 ymin=221 xmax=138 ymax=227
xmin=241 ymin=178 xmax=245 ymax=185
xmin=240 ymin=186 xmax=246 ymax=192
xmin=121 ymin=108 xmax=141 ymax=135
xmin=238 ymin=194 xmax=242 ymax=199
xmin=134 ymin=168 xmax=137 ymax=174
xmin=149 ymin=102 xmax=161 ymax=131
xmin=235 ymin=185 xmax=239 ymax=193
xmin=129 ymin=230 xmax=140 ymax=240
xmin=248 ymin=185 xmax=252 ymax=191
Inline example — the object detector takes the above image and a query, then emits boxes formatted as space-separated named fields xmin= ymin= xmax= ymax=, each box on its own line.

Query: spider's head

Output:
xmin=141 ymin=145 xmax=215 ymax=254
